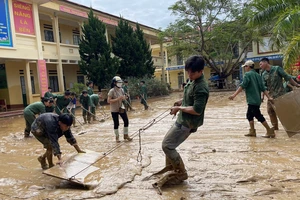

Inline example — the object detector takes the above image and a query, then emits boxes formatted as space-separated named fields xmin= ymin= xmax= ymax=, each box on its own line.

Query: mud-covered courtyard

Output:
xmin=1 ymin=91 xmax=300 ymax=200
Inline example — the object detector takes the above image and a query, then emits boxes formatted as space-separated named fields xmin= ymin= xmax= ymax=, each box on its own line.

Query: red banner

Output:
xmin=13 ymin=0 xmax=35 ymax=35
xmin=38 ymin=60 xmax=48 ymax=96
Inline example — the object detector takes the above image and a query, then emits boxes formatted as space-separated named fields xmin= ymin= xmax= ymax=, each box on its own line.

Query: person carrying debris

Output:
xmin=23 ymin=97 xmax=51 ymax=137
xmin=260 ymin=57 xmax=300 ymax=130
xmin=152 ymin=55 xmax=209 ymax=194
xmin=139 ymin=80 xmax=148 ymax=110
xmin=107 ymin=76 xmax=132 ymax=143
xmin=79 ymin=90 xmax=91 ymax=124
xmin=90 ymin=92 xmax=102 ymax=121
xmin=229 ymin=60 xmax=275 ymax=138
xmin=31 ymin=113 xmax=85 ymax=169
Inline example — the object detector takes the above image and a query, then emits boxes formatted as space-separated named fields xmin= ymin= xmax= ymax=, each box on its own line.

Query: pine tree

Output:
xmin=111 ymin=19 xmax=136 ymax=77
xmin=112 ymin=18 xmax=154 ymax=78
xmin=79 ymin=9 xmax=119 ymax=90
xmin=135 ymin=24 xmax=155 ymax=77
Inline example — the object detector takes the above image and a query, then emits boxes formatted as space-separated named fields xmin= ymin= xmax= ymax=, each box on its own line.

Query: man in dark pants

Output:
xmin=79 ymin=90 xmax=91 ymax=124
xmin=31 ymin=113 xmax=85 ymax=169
xmin=229 ymin=60 xmax=275 ymax=138
xmin=152 ymin=55 xmax=209 ymax=194
xmin=139 ymin=80 xmax=148 ymax=110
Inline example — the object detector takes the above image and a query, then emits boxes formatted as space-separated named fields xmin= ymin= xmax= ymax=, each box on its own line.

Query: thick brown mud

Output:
xmin=1 ymin=91 xmax=300 ymax=199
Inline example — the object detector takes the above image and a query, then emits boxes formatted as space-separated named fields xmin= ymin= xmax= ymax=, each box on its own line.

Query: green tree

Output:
xmin=250 ymin=0 xmax=300 ymax=70
xmin=162 ymin=0 xmax=258 ymax=82
xmin=112 ymin=18 xmax=154 ymax=78
xmin=79 ymin=9 xmax=119 ymax=90
xmin=135 ymin=24 xmax=155 ymax=77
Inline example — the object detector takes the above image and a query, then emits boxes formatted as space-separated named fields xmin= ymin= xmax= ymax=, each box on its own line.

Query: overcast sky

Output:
xmin=68 ymin=0 xmax=178 ymax=29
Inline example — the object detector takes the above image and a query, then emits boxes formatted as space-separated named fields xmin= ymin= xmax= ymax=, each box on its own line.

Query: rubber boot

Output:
xmin=24 ymin=130 xmax=30 ymax=138
xmin=38 ymin=155 xmax=48 ymax=170
xmin=244 ymin=128 xmax=256 ymax=137
xmin=142 ymin=156 xmax=174 ymax=181
xmin=114 ymin=129 xmax=120 ymax=143
xmin=123 ymin=127 xmax=132 ymax=141
xmin=87 ymin=115 xmax=91 ymax=124
xmin=262 ymin=126 xmax=275 ymax=138
xmin=152 ymin=157 xmax=187 ymax=193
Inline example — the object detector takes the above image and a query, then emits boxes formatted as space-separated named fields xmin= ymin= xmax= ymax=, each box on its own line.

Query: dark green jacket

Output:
xmin=240 ymin=69 xmax=266 ymax=106
xmin=90 ymin=94 xmax=99 ymax=107
xmin=87 ymin=87 xmax=94 ymax=96
xmin=80 ymin=95 xmax=91 ymax=107
xmin=176 ymin=75 xmax=209 ymax=129
xmin=24 ymin=101 xmax=46 ymax=115
xmin=262 ymin=66 xmax=291 ymax=98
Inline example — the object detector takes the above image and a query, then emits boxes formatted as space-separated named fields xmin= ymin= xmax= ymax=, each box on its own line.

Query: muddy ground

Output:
xmin=1 ymin=91 xmax=300 ymax=200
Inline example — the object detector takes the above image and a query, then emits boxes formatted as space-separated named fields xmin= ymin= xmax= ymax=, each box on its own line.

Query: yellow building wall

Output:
xmin=5 ymin=61 xmax=25 ymax=106
xmin=60 ymin=24 xmax=75 ymax=45
xmin=63 ymin=64 xmax=80 ymax=89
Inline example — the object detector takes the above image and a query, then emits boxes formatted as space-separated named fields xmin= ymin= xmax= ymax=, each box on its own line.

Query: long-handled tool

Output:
xmin=80 ymin=106 xmax=105 ymax=122
xmin=123 ymin=99 xmax=134 ymax=111
xmin=98 ymin=102 xmax=110 ymax=119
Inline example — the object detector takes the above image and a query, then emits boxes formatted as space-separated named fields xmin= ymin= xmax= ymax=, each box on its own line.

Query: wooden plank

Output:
xmin=43 ymin=150 xmax=103 ymax=185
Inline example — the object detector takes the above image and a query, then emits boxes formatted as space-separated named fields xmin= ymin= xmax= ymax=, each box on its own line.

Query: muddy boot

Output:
xmin=123 ymin=127 xmax=132 ymax=141
xmin=38 ymin=156 xmax=48 ymax=170
xmin=24 ymin=130 xmax=30 ymax=137
xmin=244 ymin=128 xmax=256 ymax=137
xmin=114 ymin=129 xmax=120 ymax=143
xmin=145 ymin=105 xmax=149 ymax=110
xmin=143 ymin=156 xmax=173 ymax=181
xmin=73 ymin=120 xmax=77 ymax=127
xmin=93 ymin=116 xmax=96 ymax=121
xmin=262 ymin=127 xmax=275 ymax=138
xmin=269 ymin=114 xmax=279 ymax=130
xmin=83 ymin=117 xmax=87 ymax=124
xmin=152 ymin=157 xmax=187 ymax=195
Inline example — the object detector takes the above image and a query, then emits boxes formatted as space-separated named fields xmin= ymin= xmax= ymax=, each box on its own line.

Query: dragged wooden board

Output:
xmin=274 ymin=89 xmax=300 ymax=137
xmin=43 ymin=150 xmax=103 ymax=185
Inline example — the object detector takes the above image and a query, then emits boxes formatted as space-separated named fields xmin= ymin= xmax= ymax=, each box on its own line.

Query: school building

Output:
xmin=0 ymin=0 xmax=161 ymax=109
xmin=153 ymin=36 xmax=286 ymax=90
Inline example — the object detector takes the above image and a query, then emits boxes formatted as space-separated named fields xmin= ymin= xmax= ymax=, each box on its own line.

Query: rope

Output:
xmin=68 ymin=108 xmax=172 ymax=181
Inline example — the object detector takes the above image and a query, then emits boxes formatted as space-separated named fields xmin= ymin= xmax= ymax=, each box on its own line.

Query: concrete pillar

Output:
xmin=33 ymin=3 xmax=43 ymax=59
xmin=165 ymin=49 xmax=169 ymax=83
xmin=25 ymin=61 xmax=33 ymax=104
xmin=160 ymin=43 xmax=165 ymax=83
xmin=53 ymin=13 xmax=64 ymax=92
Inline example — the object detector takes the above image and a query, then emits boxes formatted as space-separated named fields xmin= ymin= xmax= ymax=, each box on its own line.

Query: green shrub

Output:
xmin=69 ymin=83 xmax=86 ymax=97
xmin=125 ymin=77 xmax=170 ymax=99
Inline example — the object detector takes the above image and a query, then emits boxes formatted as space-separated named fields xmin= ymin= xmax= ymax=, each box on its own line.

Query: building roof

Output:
xmin=61 ymin=0 xmax=160 ymax=33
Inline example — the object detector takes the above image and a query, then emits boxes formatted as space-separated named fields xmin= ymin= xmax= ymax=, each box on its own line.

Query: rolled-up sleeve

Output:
xmin=193 ymin=87 xmax=209 ymax=114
